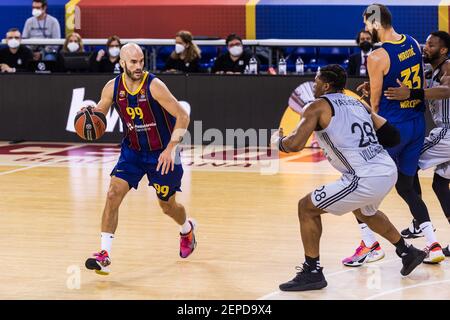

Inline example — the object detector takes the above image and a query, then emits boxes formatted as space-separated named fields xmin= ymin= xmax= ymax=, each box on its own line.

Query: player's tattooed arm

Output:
xmin=367 ymin=49 xmax=389 ymax=113
xmin=277 ymin=100 xmax=324 ymax=153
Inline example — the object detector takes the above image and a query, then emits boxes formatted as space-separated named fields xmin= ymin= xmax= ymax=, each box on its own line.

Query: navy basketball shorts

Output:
xmin=111 ymin=143 xmax=183 ymax=201
xmin=386 ymin=115 xmax=426 ymax=177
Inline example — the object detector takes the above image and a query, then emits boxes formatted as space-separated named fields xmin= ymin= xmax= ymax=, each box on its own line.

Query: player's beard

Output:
xmin=124 ymin=62 xmax=143 ymax=81
xmin=423 ymin=51 xmax=439 ymax=64
xmin=371 ymin=28 xmax=380 ymax=43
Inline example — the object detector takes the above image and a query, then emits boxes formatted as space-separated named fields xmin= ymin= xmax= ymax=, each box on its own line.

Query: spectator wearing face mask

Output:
xmin=93 ymin=35 xmax=123 ymax=74
xmin=163 ymin=30 xmax=201 ymax=73
xmin=22 ymin=0 xmax=61 ymax=61
xmin=212 ymin=33 xmax=257 ymax=74
xmin=347 ymin=30 xmax=374 ymax=76
xmin=0 ymin=28 xmax=33 ymax=73
xmin=57 ymin=32 xmax=91 ymax=72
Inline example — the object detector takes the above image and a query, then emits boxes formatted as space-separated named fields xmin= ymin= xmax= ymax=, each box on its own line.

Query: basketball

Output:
xmin=74 ymin=108 xmax=107 ymax=140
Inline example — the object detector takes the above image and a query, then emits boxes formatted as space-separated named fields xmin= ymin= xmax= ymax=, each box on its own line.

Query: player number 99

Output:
xmin=126 ymin=107 xmax=144 ymax=119
xmin=153 ymin=183 xmax=169 ymax=197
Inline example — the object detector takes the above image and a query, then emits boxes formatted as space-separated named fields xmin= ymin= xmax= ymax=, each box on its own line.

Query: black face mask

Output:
xmin=359 ymin=41 xmax=373 ymax=53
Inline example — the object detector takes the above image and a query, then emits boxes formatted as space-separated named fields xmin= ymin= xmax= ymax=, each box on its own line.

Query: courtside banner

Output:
xmin=0 ymin=73 xmax=402 ymax=144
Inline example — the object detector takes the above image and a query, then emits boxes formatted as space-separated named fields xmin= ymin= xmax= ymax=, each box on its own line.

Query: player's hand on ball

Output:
xmin=78 ymin=105 xmax=94 ymax=114
xmin=384 ymin=79 xmax=410 ymax=100
xmin=357 ymin=81 xmax=370 ymax=98
xmin=157 ymin=146 xmax=176 ymax=175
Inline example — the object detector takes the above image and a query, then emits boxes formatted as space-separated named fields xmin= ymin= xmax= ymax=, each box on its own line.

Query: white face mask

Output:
xmin=175 ymin=44 xmax=185 ymax=54
xmin=67 ymin=42 xmax=80 ymax=53
xmin=32 ymin=8 xmax=43 ymax=18
xmin=7 ymin=39 xmax=20 ymax=49
xmin=229 ymin=45 xmax=243 ymax=57
xmin=109 ymin=47 xmax=120 ymax=57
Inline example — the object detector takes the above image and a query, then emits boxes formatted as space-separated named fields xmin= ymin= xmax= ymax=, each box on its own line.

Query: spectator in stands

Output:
xmin=347 ymin=30 xmax=374 ymax=76
xmin=61 ymin=32 xmax=85 ymax=54
xmin=93 ymin=35 xmax=123 ymax=74
xmin=0 ymin=28 xmax=33 ymax=73
xmin=212 ymin=33 xmax=257 ymax=74
xmin=57 ymin=32 xmax=92 ymax=72
xmin=22 ymin=0 xmax=61 ymax=61
xmin=163 ymin=30 xmax=201 ymax=73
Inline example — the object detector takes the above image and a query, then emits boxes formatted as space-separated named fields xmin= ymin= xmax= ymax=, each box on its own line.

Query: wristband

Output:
xmin=409 ymin=88 xmax=424 ymax=101
xmin=278 ymin=136 xmax=289 ymax=153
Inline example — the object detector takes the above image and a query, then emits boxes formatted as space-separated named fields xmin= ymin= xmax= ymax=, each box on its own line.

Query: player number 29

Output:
xmin=153 ymin=183 xmax=169 ymax=197
xmin=126 ymin=107 xmax=144 ymax=120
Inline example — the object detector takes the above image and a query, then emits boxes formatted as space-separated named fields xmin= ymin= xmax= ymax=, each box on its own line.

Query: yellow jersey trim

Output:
xmin=122 ymin=71 xmax=148 ymax=96
xmin=384 ymin=34 xmax=406 ymax=45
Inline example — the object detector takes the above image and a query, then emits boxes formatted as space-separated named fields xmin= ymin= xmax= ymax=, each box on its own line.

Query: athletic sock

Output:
xmin=101 ymin=232 xmax=114 ymax=254
xmin=358 ymin=223 xmax=377 ymax=247
xmin=419 ymin=221 xmax=438 ymax=246
xmin=305 ymin=255 xmax=321 ymax=272
xmin=394 ymin=237 xmax=409 ymax=256
xmin=180 ymin=219 xmax=192 ymax=234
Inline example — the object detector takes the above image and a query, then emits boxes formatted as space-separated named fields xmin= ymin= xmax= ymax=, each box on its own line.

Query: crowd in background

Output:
xmin=0 ymin=0 xmax=375 ymax=76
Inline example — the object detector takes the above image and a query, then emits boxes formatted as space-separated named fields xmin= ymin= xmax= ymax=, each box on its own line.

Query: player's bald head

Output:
xmin=120 ymin=42 xmax=143 ymax=60
xmin=120 ymin=43 xmax=145 ymax=81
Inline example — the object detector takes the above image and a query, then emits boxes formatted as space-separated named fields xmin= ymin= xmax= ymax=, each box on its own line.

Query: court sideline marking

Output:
xmin=364 ymin=279 xmax=450 ymax=300
xmin=0 ymin=144 xmax=88 ymax=176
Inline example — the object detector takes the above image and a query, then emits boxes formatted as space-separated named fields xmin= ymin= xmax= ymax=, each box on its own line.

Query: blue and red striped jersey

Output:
xmin=112 ymin=72 xmax=175 ymax=152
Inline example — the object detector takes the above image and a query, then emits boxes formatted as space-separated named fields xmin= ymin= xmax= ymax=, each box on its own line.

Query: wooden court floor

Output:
xmin=0 ymin=142 xmax=449 ymax=300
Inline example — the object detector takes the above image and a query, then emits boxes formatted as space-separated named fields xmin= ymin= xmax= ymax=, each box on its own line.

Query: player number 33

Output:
xmin=400 ymin=63 xmax=421 ymax=89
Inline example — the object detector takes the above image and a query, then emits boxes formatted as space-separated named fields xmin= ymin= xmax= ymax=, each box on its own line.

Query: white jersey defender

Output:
xmin=311 ymin=93 xmax=397 ymax=216
xmin=419 ymin=62 xmax=450 ymax=179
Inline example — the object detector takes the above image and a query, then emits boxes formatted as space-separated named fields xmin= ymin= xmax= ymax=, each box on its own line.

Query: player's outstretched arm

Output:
xmin=385 ymin=64 xmax=450 ymax=101
xmin=359 ymin=102 xmax=400 ymax=148
xmin=93 ymin=79 xmax=115 ymax=115
xmin=369 ymin=107 xmax=400 ymax=148
xmin=367 ymin=49 xmax=389 ymax=113
xmin=275 ymin=100 xmax=323 ymax=153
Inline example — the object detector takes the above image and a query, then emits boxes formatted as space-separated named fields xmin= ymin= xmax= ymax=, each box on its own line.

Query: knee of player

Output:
xmin=297 ymin=197 xmax=310 ymax=218
xmin=159 ymin=200 xmax=175 ymax=216
xmin=395 ymin=176 xmax=412 ymax=197
xmin=106 ymin=185 xmax=123 ymax=202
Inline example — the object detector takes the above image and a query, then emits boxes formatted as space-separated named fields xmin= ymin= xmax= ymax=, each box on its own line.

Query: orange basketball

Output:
xmin=74 ymin=108 xmax=107 ymax=140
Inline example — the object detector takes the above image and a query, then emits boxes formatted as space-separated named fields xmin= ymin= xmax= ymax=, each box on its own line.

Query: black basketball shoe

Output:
xmin=401 ymin=219 xmax=436 ymax=239
xmin=443 ymin=245 xmax=450 ymax=257
xmin=396 ymin=245 xmax=426 ymax=276
xmin=401 ymin=219 xmax=423 ymax=239
xmin=279 ymin=263 xmax=328 ymax=292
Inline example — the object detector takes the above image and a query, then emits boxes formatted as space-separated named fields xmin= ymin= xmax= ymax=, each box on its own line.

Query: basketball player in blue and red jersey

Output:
xmin=84 ymin=43 xmax=196 ymax=275
xmin=342 ymin=4 xmax=445 ymax=267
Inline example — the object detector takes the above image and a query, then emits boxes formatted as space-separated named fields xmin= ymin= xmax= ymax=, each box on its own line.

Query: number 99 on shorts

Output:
xmin=153 ymin=183 xmax=169 ymax=198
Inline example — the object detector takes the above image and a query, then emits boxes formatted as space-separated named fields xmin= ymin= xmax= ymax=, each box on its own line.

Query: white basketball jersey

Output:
xmin=315 ymin=93 xmax=396 ymax=177
xmin=428 ymin=61 xmax=450 ymax=128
